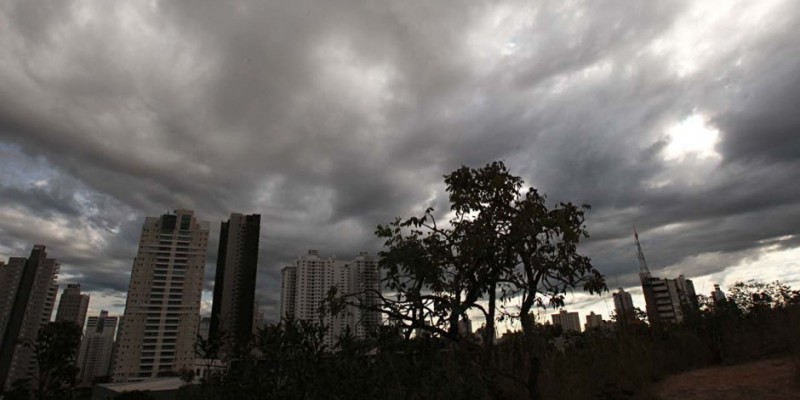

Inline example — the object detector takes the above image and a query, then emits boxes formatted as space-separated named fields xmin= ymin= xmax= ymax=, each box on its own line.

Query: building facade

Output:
xmin=612 ymin=287 xmax=636 ymax=323
xmin=113 ymin=210 xmax=209 ymax=382
xmin=551 ymin=310 xmax=581 ymax=333
xmin=280 ymin=250 xmax=380 ymax=348
xmin=197 ymin=317 xmax=211 ymax=342
xmin=584 ymin=312 xmax=604 ymax=330
xmin=0 ymin=245 xmax=60 ymax=390
xmin=77 ymin=310 xmax=118 ymax=385
xmin=640 ymin=274 xmax=698 ymax=324
xmin=252 ymin=303 xmax=265 ymax=333
xmin=209 ymin=213 xmax=260 ymax=352
xmin=56 ymin=283 xmax=90 ymax=330
xmin=279 ymin=266 xmax=297 ymax=320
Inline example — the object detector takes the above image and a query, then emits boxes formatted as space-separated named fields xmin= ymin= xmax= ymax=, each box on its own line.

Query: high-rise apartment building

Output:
xmin=56 ymin=283 xmax=90 ymax=330
xmin=551 ymin=310 xmax=581 ymax=333
xmin=280 ymin=250 xmax=380 ymax=348
xmin=77 ymin=310 xmax=118 ymax=385
xmin=612 ymin=287 xmax=636 ymax=323
xmin=280 ymin=266 xmax=297 ymax=320
xmin=113 ymin=210 xmax=209 ymax=382
xmin=584 ymin=312 xmax=604 ymax=330
xmin=0 ymin=245 xmax=60 ymax=390
xmin=209 ymin=213 xmax=260 ymax=352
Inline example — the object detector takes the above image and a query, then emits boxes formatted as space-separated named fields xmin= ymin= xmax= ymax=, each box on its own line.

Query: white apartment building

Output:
xmin=113 ymin=210 xmax=209 ymax=382
xmin=551 ymin=310 xmax=581 ymax=333
xmin=280 ymin=250 xmax=380 ymax=348
xmin=584 ymin=311 xmax=604 ymax=330
xmin=77 ymin=310 xmax=118 ymax=385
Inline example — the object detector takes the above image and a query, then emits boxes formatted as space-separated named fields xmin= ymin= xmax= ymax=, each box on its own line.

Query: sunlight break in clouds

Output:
xmin=663 ymin=114 xmax=720 ymax=161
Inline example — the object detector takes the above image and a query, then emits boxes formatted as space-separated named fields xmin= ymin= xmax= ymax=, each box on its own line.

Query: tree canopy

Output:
xmin=368 ymin=161 xmax=607 ymax=342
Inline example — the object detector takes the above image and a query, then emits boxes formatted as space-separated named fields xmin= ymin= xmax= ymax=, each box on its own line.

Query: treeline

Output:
xmin=179 ymin=280 xmax=800 ymax=400
xmin=7 ymin=281 xmax=799 ymax=400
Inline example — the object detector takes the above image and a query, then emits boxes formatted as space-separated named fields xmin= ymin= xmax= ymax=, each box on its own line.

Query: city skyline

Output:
xmin=1 ymin=0 xmax=800 ymax=330
xmin=1 ymin=213 xmax=793 ymax=340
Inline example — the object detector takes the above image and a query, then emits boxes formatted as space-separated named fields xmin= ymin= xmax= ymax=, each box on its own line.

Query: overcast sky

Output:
xmin=1 ymin=0 xmax=799 ymax=324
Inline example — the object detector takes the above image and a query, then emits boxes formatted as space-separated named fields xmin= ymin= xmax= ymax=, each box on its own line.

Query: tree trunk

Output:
xmin=526 ymin=353 xmax=541 ymax=400
xmin=486 ymin=281 xmax=497 ymax=347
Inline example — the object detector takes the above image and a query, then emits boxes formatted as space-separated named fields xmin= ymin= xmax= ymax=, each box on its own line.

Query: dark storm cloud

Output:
xmin=714 ymin=56 xmax=800 ymax=165
xmin=0 ymin=182 xmax=82 ymax=218
xmin=1 ymin=0 xmax=799 ymax=317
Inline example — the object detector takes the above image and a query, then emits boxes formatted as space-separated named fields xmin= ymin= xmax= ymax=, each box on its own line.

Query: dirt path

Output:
xmin=657 ymin=357 xmax=800 ymax=400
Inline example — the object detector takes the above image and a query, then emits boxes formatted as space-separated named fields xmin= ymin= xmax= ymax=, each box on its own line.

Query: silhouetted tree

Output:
xmin=344 ymin=161 xmax=606 ymax=399
xmin=728 ymin=280 xmax=798 ymax=314
xmin=193 ymin=332 xmax=225 ymax=383
xmin=20 ymin=320 xmax=82 ymax=400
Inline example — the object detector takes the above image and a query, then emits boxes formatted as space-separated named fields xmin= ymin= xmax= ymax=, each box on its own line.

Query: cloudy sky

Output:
xmin=1 ymin=0 xmax=799 ymax=326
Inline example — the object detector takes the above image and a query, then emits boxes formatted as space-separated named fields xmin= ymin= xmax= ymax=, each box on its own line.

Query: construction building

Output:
xmin=635 ymin=230 xmax=698 ymax=324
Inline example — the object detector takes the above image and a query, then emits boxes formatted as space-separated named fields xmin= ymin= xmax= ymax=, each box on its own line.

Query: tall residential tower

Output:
xmin=209 ymin=213 xmax=260 ymax=352
xmin=77 ymin=310 xmax=118 ymax=385
xmin=113 ymin=210 xmax=209 ymax=382
xmin=0 ymin=245 xmax=60 ymax=390
xmin=56 ymin=283 xmax=90 ymax=330
xmin=612 ymin=287 xmax=636 ymax=323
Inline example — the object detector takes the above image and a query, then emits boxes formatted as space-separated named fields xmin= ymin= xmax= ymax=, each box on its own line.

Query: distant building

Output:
xmin=0 ymin=245 xmax=60 ymax=390
xmin=612 ymin=287 xmax=636 ymax=323
xmin=197 ymin=317 xmax=211 ymax=341
xmin=280 ymin=266 xmax=297 ymax=320
xmin=113 ymin=210 xmax=209 ymax=382
xmin=711 ymin=284 xmax=727 ymax=303
xmin=551 ymin=310 xmax=581 ymax=333
xmin=77 ymin=310 xmax=118 ymax=385
xmin=252 ymin=303 xmax=265 ymax=333
xmin=584 ymin=312 xmax=604 ymax=330
xmin=209 ymin=213 xmax=260 ymax=353
xmin=280 ymin=250 xmax=380 ymax=348
xmin=56 ymin=283 xmax=90 ymax=330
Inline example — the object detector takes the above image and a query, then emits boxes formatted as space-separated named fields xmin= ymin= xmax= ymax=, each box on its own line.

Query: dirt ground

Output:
xmin=656 ymin=356 xmax=800 ymax=400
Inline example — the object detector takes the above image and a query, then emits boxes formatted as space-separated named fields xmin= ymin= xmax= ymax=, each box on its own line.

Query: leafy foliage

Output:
xmin=370 ymin=161 xmax=606 ymax=345
xmin=727 ymin=280 xmax=800 ymax=314
xmin=27 ymin=321 xmax=82 ymax=400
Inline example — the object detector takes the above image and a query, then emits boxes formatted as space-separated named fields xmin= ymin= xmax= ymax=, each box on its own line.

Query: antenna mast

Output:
xmin=634 ymin=226 xmax=651 ymax=280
